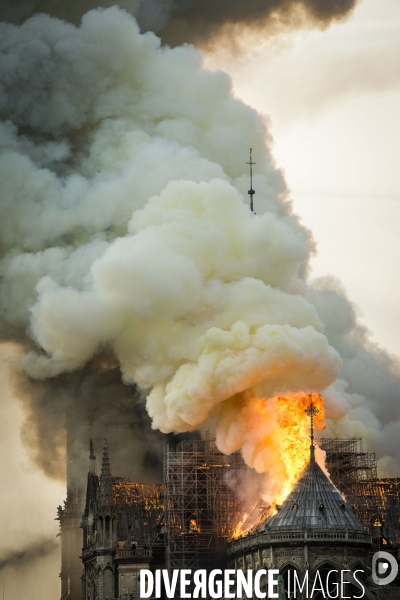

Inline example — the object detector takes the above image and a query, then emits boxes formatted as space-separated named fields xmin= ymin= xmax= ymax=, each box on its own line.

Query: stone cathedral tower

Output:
xmin=57 ymin=409 xmax=88 ymax=600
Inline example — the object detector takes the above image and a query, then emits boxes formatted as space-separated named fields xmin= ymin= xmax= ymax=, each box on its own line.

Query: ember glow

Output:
xmin=189 ymin=518 xmax=200 ymax=533
xmin=219 ymin=391 xmax=326 ymax=507
xmin=231 ymin=512 xmax=250 ymax=539
xmin=231 ymin=503 xmax=272 ymax=540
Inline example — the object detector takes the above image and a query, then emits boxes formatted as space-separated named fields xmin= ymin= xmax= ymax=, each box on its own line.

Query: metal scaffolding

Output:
xmin=320 ymin=438 xmax=400 ymax=548
xmin=320 ymin=438 xmax=377 ymax=499
xmin=163 ymin=435 xmax=252 ymax=572
xmin=362 ymin=478 xmax=400 ymax=549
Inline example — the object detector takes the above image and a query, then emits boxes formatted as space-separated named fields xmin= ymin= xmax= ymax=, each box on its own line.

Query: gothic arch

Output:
xmin=85 ymin=563 xmax=98 ymax=600
xmin=312 ymin=559 xmax=337 ymax=573
xmin=351 ymin=560 xmax=365 ymax=575
xmin=281 ymin=561 xmax=300 ymax=573
xmin=103 ymin=566 xmax=115 ymax=600
xmin=311 ymin=561 xmax=339 ymax=600
xmin=280 ymin=563 xmax=301 ymax=599
xmin=348 ymin=561 xmax=366 ymax=596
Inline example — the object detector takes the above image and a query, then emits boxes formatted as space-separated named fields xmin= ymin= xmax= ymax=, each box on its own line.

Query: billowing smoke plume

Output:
xmin=0 ymin=0 xmax=360 ymax=47
xmin=308 ymin=277 xmax=400 ymax=476
xmin=0 ymin=3 xmax=399 ymax=505
xmin=154 ymin=0 xmax=359 ymax=48
xmin=13 ymin=360 xmax=193 ymax=481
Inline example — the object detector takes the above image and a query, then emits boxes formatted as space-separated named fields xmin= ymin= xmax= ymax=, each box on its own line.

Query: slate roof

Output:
xmin=264 ymin=459 xmax=365 ymax=532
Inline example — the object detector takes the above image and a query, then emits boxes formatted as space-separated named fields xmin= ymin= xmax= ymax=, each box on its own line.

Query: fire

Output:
xmin=237 ymin=391 xmax=326 ymax=507
xmin=189 ymin=518 xmax=199 ymax=533
xmin=232 ymin=512 xmax=249 ymax=539
xmin=218 ymin=389 xmax=326 ymax=536
xmin=231 ymin=502 xmax=273 ymax=540
xmin=271 ymin=392 xmax=325 ymax=504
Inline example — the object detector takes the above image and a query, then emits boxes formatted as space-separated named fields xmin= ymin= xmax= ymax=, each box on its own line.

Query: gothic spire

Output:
xmin=304 ymin=395 xmax=320 ymax=463
xmin=100 ymin=438 xmax=113 ymax=508
xmin=89 ymin=439 xmax=96 ymax=475
xmin=263 ymin=458 xmax=366 ymax=532
xmin=247 ymin=148 xmax=256 ymax=212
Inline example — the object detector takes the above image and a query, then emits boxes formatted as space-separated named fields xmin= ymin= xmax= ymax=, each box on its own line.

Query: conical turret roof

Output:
xmin=264 ymin=459 xmax=365 ymax=531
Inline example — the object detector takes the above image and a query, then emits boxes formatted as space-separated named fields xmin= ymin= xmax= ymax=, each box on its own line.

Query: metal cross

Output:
xmin=304 ymin=395 xmax=320 ymax=462
xmin=247 ymin=148 xmax=256 ymax=212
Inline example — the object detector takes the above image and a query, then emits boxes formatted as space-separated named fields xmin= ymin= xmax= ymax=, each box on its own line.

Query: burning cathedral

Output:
xmin=2 ymin=4 xmax=400 ymax=600
xmin=58 ymin=399 xmax=400 ymax=600
xmin=44 ymin=139 xmax=400 ymax=600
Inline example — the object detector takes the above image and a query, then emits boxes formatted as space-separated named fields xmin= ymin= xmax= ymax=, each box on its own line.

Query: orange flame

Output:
xmin=231 ymin=503 xmax=272 ymax=540
xmin=238 ymin=391 xmax=326 ymax=506
xmin=272 ymin=392 xmax=325 ymax=504
xmin=189 ymin=518 xmax=199 ymax=532
xmin=232 ymin=512 xmax=249 ymax=539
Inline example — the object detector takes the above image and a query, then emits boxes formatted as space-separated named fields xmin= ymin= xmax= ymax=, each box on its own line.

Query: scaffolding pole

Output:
xmin=320 ymin=438 xmax=400 ymax=549
xmin=164 ymin=438 xmax=250 ymax=572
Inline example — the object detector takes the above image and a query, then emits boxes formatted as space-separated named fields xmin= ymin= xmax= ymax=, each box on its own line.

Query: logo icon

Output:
xmin=372 ymin=551 xmax=399 ymax=585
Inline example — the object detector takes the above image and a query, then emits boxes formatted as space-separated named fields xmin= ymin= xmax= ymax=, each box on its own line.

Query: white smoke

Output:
xmin=308 ymin=277 xmax=400 ymax=476
xmin=0 ymin=6 xmax=399 ymax=492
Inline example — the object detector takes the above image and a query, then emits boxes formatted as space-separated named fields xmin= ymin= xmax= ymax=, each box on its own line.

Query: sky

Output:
xmin=1 ymin=0 xmax=399 ymax=596
xmin=205 ymin=0 xmax=400 ymax=357
xmin=0 ymin=344 xmax=63 ymax=599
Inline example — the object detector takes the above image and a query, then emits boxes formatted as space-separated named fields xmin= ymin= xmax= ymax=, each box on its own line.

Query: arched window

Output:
xmin=281 ymin=563 xmax=300 ymax=599
xmin=312 ymin=563 xmax=338 ymax=600
xmin=104 ymin=516 xmax=111 ymax=547
xmin=347 ymin=562 xmax=366 ymax=597
xmin=103 ymin=567 xmax=114 ymax=599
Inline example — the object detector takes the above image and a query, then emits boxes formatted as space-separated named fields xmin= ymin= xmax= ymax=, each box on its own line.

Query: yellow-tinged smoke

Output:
xmin=20 ymin=176 xmax=340 ymax=494
xmin=1 ymin=6 xmax=400 ymax=496
xmin=218 ymin=392 xmax=326 ymax=504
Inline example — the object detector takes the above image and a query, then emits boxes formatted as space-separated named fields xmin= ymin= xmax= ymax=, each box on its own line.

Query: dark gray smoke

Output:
xmin=308 ymin=277 xmax=400 ymax=473
xmin=157 ymin=0 xmax=359 ymax=47
xmin=14 ymin=356 xmax=194 ymax=485
xmin=0 ymin=539 xmax=57 ymax=572
xmin=0 ymin=0 xmax=359 ymax=46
